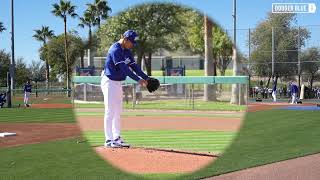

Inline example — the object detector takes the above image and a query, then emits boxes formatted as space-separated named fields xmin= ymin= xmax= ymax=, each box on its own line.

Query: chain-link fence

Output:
xmin=73 ymin=76 xmax=248 ymax=110
xmin=225 ymin=25 xmax=320 ymax=101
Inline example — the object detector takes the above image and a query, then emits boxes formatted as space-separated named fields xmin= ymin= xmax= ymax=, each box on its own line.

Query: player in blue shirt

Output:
xmin=0 ymin=92 xmax=6 ymax=108
xmin=23 ymin=80 xmax=32 ymax=107
xmin=290 ymin=82 xmax=299 ymax=104
xmin=101 ymin=30 xmax=148 ymax=148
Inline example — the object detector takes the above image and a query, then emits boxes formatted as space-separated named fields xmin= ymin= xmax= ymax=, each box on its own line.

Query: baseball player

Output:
xmin=290 ymin=82 xmax=299 ymax=104
xmin=101 ymin=30 xmax=149 ymax=148
xmin=271 ymin=77 xmax=277 ymax=102
xmin=23 ymin=80 xmax=32 ymax=107
xmin=0 ymin=93 xmax=6 ymax=108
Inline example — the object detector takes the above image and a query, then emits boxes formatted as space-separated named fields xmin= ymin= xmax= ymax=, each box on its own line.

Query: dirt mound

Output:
xmin=95 ymin=146 xmax=216 ymax=174
xmin=77 ymin=116 xmax=242 ymax=131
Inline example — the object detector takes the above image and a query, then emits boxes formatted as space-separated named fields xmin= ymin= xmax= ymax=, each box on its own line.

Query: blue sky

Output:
xmin=0 ymin=0 xmax=319 ymax=65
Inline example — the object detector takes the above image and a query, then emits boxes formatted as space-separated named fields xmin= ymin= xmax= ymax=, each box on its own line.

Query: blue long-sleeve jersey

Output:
xmin=24 ymin=84 xmax=32 ymax=93
xmin=103 ymin=42 xmax=148 ymax=82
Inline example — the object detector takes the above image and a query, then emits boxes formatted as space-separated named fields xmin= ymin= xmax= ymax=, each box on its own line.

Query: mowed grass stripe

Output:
xmin=76 ymin=112 xmax=242 ymax=118
xmin=83 ymin=135 xmax=233 ymax=142
xmin=0 ymin=108 xmax=75 ymax=123
xmin=84 ymin=130 xmax=235 ymax=153
xmin=85 ymin=130 xmax=236 ymax=134
xmin=88 ymin=137 xmax=232 ymax=145
xmin=85 ymin=135 xmax=234 ymax=140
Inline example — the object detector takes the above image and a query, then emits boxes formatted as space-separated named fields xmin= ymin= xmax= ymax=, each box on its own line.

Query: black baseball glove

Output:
xmin=146 ymin=78 xmax=160 ymax=93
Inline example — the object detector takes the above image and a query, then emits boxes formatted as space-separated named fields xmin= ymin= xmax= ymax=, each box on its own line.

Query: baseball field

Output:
xmin=1 ymin=96 xmax=320 ymax=179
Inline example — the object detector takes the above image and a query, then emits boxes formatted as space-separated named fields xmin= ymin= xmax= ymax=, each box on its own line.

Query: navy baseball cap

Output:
xmin=123 ymin=30 xmax=138 ymax=46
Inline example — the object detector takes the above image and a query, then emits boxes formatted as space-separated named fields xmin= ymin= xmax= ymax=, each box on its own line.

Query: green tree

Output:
xmin=98 ymin=3 xmax=183 ymax=75
xmin=15 ymin=58 xmax=31 ymax=87
xmin=40 ymin=33 xmax=84 ymax=87
xmin=33 ymin=26 xmax=55 ymax=91
xmin=0 ymin=50 xmax=10 ymax=86
xmin=172 ymin=10 xmax=233 ymax=101
xmin=213 ymin=27 xmax=233 ymax=76
xmin=52 ymin=0 xmax=78 ymax=96
xmin=29 ymin=60 xmax=46 ymax=82
xmin=301 ymin=47 xmax=320 ymax=89
xmin=0 ymin=22 xmax=6 ymax=33
xmin=87 ymin=0 xmax=112 ymax=28
xmin=178 ymin=10 xmax=233 ymax=76
xmin=251 ymin=13 xmax=310 ymax=87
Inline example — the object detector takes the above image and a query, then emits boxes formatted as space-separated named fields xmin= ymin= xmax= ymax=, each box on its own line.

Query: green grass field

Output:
xmin=84 ymin=130 xmax=236 ymax=154
xmin=75 ymin=100 xmax=246 ymax=111
xmin=185 ymin=109 xmax=320 ymax=179
xmin=0 ymin=108 xmax=75 ymax=123
xmin=0 ymin=137 xmax=189 ymax=180
xmin=11 ymin=96 xmax=72 ymax=105
xmin=2 ymin=104 xmax=320 ymax=179
xmin=0 ymin=108 xmax=179 ymax=179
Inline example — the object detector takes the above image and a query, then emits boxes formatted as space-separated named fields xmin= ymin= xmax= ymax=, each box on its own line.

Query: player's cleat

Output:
xmin=255 ymin=98 xmax=262 ymax=102
xmin=114 ymin=136 xmax=130 ymax=148
xmin=104 ymin=140 xmax=123 ymax=148
xmin=104 ymin=140 xmax=112 ymax=147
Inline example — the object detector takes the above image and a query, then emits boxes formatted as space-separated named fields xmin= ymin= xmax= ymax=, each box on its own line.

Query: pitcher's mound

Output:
xmin=95 ymin=146 xmax=216 ymax=174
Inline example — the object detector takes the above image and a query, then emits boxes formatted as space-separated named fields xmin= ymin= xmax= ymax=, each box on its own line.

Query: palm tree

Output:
xmin=33 ymin=26 xmax=54 ymax=92
xmin=0 ymin=22 xmax=6 ymax=32
xmin=79 ymin=9 xmax=97 ymax=43
xmin=51 ymin=0 xmax=77 ymax=97
xmin=78 ymin=9 xmax=97 ymax=67
xmin=87 ymin=0 xmax=111 ymax=28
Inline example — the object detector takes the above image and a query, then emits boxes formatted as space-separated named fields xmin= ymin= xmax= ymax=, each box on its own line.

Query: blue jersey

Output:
xmin=0 ymin=94 xmax=5 ymax=102
xmin=272 ymin=80 xmax=277 ymax=91
xmin=103 ymin=42 xmax=148 ymax=81
xmin=290 ymin=84 xmax=299 ymax=93
xmin=24 ymin=84 xmax=32 ymax=93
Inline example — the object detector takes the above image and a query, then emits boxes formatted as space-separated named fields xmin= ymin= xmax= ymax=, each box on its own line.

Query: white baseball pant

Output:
xmin=272 ymin=91 xmax=277 ymax=102
xmin=291 ymin=93 xmax=297 ymax=104
xmin=100 ymin=73 xmax=123 ymax=141
xmin=24 ymin=92 xmax=30 ymax=105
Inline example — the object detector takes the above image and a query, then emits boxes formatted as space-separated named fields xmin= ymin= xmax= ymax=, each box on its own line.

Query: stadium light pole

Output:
xmin=272 ymin=27 xmax=275 ymax=77
xmin=231 ymin=0 xmax=243 ymax=105
xmin=10 ymin=0 xmax=15 ymax=95
xmin=297 ymin=26 xmax=301 ymax=88
xmin=7 ymin=0 xmax=15 ymax=108
xmin=232 ymin=0 xmax=237 ymax=76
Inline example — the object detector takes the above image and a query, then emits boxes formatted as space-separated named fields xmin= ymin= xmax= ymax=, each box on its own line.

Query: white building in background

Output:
xmin=76 ymin=55 xmax=206 ymax=74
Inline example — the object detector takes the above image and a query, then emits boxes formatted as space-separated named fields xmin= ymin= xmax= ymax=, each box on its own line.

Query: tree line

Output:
xmin=250 ymin=13 xmax=320 ymax=89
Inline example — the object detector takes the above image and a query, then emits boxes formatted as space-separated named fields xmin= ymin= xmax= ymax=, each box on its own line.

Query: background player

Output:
xmin=23 ymin=79 xmax=32 ymax=107
xmin=271 ymin=77 xmax=277 ymax=102
xmin=290 ymin=81 xmax=299 ymax=104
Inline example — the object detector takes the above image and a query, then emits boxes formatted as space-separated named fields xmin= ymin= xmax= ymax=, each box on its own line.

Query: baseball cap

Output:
xmin=123 ymin=30 xmax=138 ymax=46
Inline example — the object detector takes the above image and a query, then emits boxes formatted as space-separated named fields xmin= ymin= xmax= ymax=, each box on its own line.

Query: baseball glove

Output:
xmin=146 ymin=78 xmax=160 ymax=93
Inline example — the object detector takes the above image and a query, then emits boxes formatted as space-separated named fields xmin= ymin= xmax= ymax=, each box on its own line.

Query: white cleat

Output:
xmin=114 ymin=137 xmax=130 ymax=148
